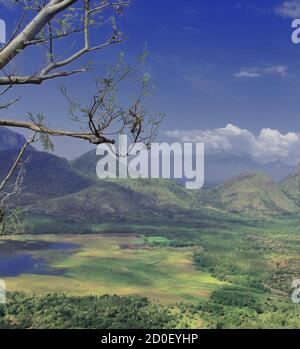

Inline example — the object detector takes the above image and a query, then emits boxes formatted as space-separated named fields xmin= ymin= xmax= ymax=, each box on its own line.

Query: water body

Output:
xmin=0 ymin=240 xmax=78 ymax=277
xmin=0 ymin=240 xmax=78 ymax=254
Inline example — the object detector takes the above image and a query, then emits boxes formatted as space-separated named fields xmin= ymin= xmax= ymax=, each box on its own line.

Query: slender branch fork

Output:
xmin=0 ymin=132 xmax=36 ymax=193
xmin=0 ymin=0 xmax=130 ymax=144
xmin=0 ymin=119 xmax=115 ymax=144
xmin=0 ymin=132 xmax=36 ymax=235
xmin=0 ymin=0 xmax=129 ymax=85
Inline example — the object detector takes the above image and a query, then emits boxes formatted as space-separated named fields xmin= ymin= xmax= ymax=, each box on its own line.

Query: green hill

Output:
xmin=71 ymin=149 xmax=97 ymax=178
xmin=199 ymin=172 xmax=298 ymax=216
xmin=25 ymin=179 xmax=194 ymax=231
xmin=2 ymin=141 xmax=300 ymax=227
xmin=280 ymin=165 xmax=300 ymax=206
xmin=0 ymin=150 xmax=93 ymax=204
xmin=106 ymin=178 xmax=197 ymax=211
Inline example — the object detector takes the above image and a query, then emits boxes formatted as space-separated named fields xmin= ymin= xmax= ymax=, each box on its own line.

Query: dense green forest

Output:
xmin=0 ymin=293 xmax=180 ymax=329
xmin=1 ymin=290 xmax=299 ymax=329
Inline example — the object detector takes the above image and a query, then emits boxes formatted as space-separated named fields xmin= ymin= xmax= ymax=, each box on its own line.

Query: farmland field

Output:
xmin=1 ymin=234 xmax=225 ymax=304
xmin=2 ymin=216 xmax=300 ymax=328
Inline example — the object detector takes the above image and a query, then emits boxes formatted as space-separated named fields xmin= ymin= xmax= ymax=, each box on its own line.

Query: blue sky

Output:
xmin=2 ymin=0 xmax=300 ymax=162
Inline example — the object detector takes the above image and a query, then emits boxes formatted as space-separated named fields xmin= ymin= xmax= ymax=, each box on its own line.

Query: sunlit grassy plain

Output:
xmin=2 ymin=234 xmax=225 ymax=304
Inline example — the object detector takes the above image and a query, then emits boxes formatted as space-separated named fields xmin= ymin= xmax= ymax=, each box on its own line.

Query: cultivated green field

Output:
xmin=3 ymin=234 xmax=225 ymax=304
xmin=2 ymin=213 xmax=300 ymax=328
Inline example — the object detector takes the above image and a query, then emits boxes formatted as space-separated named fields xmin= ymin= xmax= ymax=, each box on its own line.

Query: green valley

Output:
xmin=2 ymin=145 xmax=300 ymax=328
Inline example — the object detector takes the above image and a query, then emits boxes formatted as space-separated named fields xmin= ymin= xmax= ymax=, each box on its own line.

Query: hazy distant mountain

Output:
xmin=72 ymin=150 xmax=295 ymax=187
xmin=204 ymin=152 xmax=295 ymax=187
xmin=0 ymin=127 xmax=35 ymax=151
xmin=0 ymin=127 xmax=294 ymax=186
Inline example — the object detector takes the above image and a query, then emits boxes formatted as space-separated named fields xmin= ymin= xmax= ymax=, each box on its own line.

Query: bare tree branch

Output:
xmin=0 ymin=97 xmax=20 ymax=109
xmin=0 ymin=0 xmax=79 ymax=69
xmin=0 ymin=0 xmax=128 ymax=86
xmin=0 ymin=119 xmax=115 ymax=143
xmin=0 ymin=132 xmax=36 ymax=192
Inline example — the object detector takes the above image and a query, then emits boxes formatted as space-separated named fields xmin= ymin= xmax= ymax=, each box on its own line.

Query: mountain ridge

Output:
xmin=199 ymin=171 xmax=298 ymax=216
xmin=280 ymin=165 xmax=300 ymax=206
xmin=0 ymin=127 xmax=35 ymax=152
xmin=1 ymin=128 xmax=300 ymax=225
xmin=72 ymin=149 xmax=296 ymax=187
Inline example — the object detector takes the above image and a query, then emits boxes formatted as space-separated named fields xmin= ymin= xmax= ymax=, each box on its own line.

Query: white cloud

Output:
xmin=275 ymin=0 xmax=300 ymax=18
xmin=234 ymin=70 xmax=261 ymax=79
xmin=166 ymin=124 xmax=300 ymax=164
xmin=234 ymin=65 xmax=289 ymax=79
xmin=265 ymin=65 xmax=288 ymax=76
